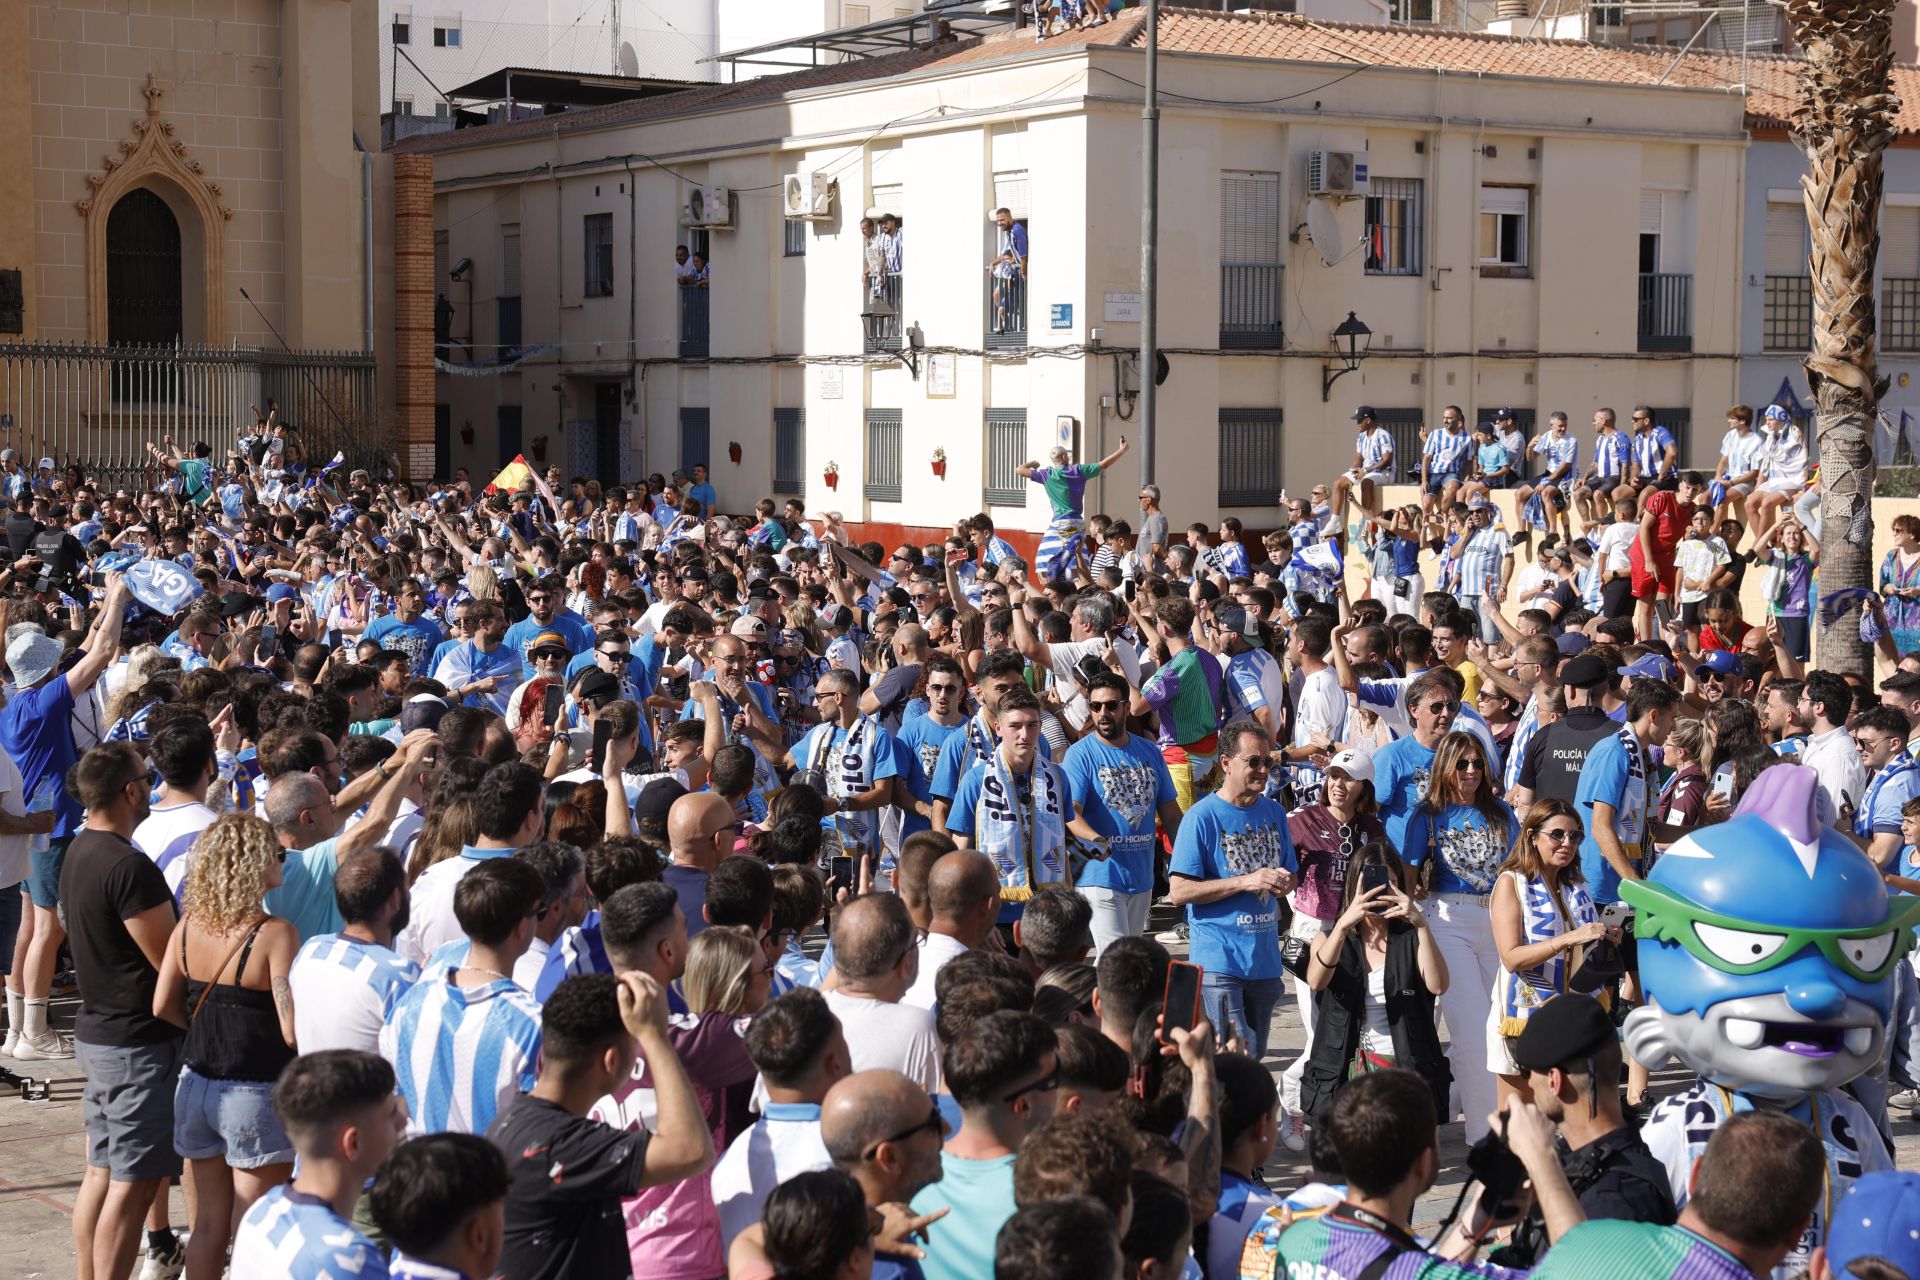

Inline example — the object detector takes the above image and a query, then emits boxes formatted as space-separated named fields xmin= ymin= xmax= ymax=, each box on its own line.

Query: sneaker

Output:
xmin=1154 ymin=922 xmax=1189 ymax=944
xmin=1890 ymin=1088 xmax=1918 ymax=1111
xmin=139 ymin=1237 xmax=187 ymax=1280
xmin=12 ymin=1030 xmax=74 ymax=1061
xmin=1279 ymin=1108 xmax=1308 ymax=1153
xmin=0 ymin=1028 xmax=15 ymax=1058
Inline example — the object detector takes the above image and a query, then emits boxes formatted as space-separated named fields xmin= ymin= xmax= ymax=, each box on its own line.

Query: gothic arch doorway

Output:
xmin=106 ymin=188 xmax=183 ymax=347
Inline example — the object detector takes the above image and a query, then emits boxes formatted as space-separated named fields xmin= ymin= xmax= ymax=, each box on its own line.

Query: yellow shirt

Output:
xmin=1454 ymin=658 xmax=1483 ymax=703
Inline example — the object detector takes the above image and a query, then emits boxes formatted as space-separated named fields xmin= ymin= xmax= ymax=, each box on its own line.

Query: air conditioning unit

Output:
xmin=783 ymin=171 xmax=834 ymax=220
xmin=686 ymin=185 xmax=734 ymax=228
xmin=1306 ymin=150 xmax=1370 ymax=198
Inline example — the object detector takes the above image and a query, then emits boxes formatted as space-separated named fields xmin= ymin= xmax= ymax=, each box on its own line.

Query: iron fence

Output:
xmin=1636 ymin=273 xmax=1692 ymax=353
xmin=1220 ymin=263 xmax=1285 ymax=349
xmin=986 ymin=273 xmax=1026 ymax=349
xmin=679 ymin=286 xmax=709 ymax=360
xmin=1884 ymin=278 xmax=1920 ymax=352
xmin=0 ymin=341 xmax=384 ymax=488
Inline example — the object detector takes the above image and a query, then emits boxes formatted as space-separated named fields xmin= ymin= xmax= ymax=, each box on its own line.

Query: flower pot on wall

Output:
xmin=728 ymin=441 xmax=742 ymax=464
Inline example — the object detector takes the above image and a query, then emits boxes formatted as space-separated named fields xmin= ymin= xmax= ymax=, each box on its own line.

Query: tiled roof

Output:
xmin=398 ymin=4 xmax=1920 ymax=154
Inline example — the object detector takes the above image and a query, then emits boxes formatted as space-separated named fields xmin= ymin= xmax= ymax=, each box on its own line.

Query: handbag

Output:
xmin=1280 ymin=931 xmax=1314 ymax=980
xmin=1568 ymin=937 xmax=1627 ymax=993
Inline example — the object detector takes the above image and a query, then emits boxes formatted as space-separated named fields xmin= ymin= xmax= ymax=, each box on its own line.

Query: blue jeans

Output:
xmin=1201 ymin=971 xmax=1285 ymax=1062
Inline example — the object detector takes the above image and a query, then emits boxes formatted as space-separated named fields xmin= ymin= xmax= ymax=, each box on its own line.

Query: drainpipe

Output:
xmin=353 ymin=130 xmax=374 ymax=354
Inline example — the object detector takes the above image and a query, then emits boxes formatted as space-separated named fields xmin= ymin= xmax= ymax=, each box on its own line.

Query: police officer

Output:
xmin=1509 ymin=654 xmax=1620 ymax=808
xmin=1490 ymin=995 xmax=1673 ymax=1267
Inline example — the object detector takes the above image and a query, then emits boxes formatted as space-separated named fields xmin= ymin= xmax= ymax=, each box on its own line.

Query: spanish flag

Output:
xmin=485 ymin=454 xmax=534 ymax=496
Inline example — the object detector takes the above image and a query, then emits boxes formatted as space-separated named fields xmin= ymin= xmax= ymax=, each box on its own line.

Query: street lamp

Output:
xmin=861 ymin=292 xmax=896 ymax=350
xmin=1321 ymin=310 xmax=1372 ymax=402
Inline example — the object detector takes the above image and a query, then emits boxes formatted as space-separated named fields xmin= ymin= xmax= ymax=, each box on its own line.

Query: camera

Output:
xmin=1465 ymin=1126 xmax=1529 ymax=1223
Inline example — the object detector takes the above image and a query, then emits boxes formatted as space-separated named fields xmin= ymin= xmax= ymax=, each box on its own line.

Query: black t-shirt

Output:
xmin=61 ymin=828 xmax=181 ymax=1047
xmin=489 ymin=1094 xmax=652 ymax=1280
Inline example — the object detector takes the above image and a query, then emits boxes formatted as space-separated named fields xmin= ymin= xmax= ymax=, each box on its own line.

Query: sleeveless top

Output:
xmin=1532 ymin=713 xmax=1623 ymax=806
xmin=1493 ymin=870 xmax=1600 ymax=1038
xmin=182 ymin=919 xmax=295 ymax=1081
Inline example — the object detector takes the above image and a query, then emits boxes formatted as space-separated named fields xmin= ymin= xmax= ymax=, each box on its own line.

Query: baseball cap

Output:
xmin=1510 ymin=995 xmax=1615 ymax=1074
xmin=1555 ymin=632 xmax=1591 ymax=657
xmin=1350 ymin=405 xmax=1377 ymax=421
xmin=36 ymin=457 xmax=53 ymax=470
xmin=730 ymin=614 xmax=768 ymax=641
xmin=1560 ymin=653 xmax=1609 ymax=688
xmin=635 ymin=778 xmax=688 ymax=830
xmin=1617 ymin=654 xmax=1676 ymax=683
xmin=680 ymin=564 xmax=710 ymax=583
xmin=1493 ymin=407 xmax=1516 ymax=421
xmin=1693 ymin=649 xmax=1742 ymax=678
xmin=399 ymin=694 xmax=450 ymax=735
xmin=528 ymin=629 xmax=571 ymax=657
xmin=1218 ymin=605 xmax=1264 ymax=649
xmin=1326 ymin=749 xmax=1374 ymax=784
xmin=1825 ymin=1172 xmax=1920 ymax=1280
xmin=265 ymin=583 xmax=298 ymax=604
xmin=828 ymin=606 xmax=855 ymax=631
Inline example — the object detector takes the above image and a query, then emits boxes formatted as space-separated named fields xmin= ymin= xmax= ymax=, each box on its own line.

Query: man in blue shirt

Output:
xmin=361 ymin=578 xmax=445 ymax=669
xmin=503 ymin=576 xmax=594 ymax=666
xmin=893 ymin=658 xmax=971 ymax=844
xmin=432 ymin=599 xmax=523 ymax=715
xmin=1167 ymin=721 xmax=1297 ymax=1059
xmin=685 ymin=463 xmax=719 ymax=518
xmin=1063 ymin=670 xmax=1181 ymax=957
xmin=1575 ymin=680 xmax=1680 ymax=910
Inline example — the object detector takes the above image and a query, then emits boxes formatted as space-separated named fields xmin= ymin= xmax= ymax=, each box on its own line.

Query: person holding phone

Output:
xmin=1165 ymin=722 xmax=1297 ymax=1059
xmin=1298 ymin=841 xmax=1448 ymax=1123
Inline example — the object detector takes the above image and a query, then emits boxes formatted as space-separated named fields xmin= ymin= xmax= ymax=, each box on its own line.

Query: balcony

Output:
xmin=1637 ymin=273 xmax=1692 ymax=353
xmin=1764 ymin=275 xmax=1813 ymax=353
xmin=864 ymin=273 xmax=903 ymax=354
xmin=679 ymin=284 xmax=708 ymax=360
xmin=497 ymin=296 xmax=522 ymax=361
xmin=1885 ymin=278 xmax=1920 ymax=352
xmin=986 ymin=272 xmax=1026 ymax=349
xmin=1220 ymin=263 xmax=1284 ymax=349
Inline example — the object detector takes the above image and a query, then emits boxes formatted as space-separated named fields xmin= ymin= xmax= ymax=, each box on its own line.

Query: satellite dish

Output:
xmin=1304 ymin=200 xmax=1343 ymax=267
xmin=618 ymin=41 xmax=639 ymax=78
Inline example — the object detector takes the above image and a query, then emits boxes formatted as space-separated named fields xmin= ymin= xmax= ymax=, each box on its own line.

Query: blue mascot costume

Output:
xmin=1621 ymin=765 xmax=1920 ymax=1279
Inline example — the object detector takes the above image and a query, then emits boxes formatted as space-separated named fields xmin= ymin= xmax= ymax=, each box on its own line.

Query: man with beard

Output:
xmin=504 ymin=575 xmax=594 ymax=664
xmin=1063 ymin=670 xmax=1181 ymax=955
xmin=361 ymin=577 xmax=445 ymax=669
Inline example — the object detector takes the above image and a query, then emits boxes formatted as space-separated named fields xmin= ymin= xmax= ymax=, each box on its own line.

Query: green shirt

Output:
xmin=1528 ymin=1220 xmax=1752 ymax=1280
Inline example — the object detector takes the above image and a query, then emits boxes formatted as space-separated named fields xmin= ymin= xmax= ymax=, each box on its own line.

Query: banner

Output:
xmin=124 ymin=559 xmax=204 ymax=617
xmin=485 ymin=454 xmax=534 ymax=496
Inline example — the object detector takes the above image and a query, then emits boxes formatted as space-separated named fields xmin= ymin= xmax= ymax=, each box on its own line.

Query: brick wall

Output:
xmin=393 ymin=153 xmax=435 ymax=482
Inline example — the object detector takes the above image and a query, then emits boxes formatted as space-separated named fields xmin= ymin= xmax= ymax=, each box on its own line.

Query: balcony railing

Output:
xmin=1220 ymin=263 xmax=1284 ymax=349
xmin=1637 ymin=273 xmax=1692 ymax=353
xmin=986 ymin=272 xmax=1026 ymax=349
xmin=679 ymin=284 xmax=709 ymax=360
xmin=1885 ymin=278 xmax=1920 ymax=352
xmin=864 ymin=273 xmax=903 ymax=354
xmin=1764 ymin=275 xmax=1813 ymax=353
xmin=497 ymin=296 xmax=522 ymax=360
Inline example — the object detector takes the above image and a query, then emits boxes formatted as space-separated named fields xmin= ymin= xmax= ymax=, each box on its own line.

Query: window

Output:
xmin=1373 ymin=409 xmax=1425 ymax=482
xmin=985 ymin=410 xmax=1027 ymax=506
xmin=865 ymin=409 xmax=902 ymax=502
xmin=845 ymin=3 xmax=872 ymax=24
xmin=497 ymin=405 xmax=522 ymax=459
xmin=783 ymin=218 xmax=807 ymax=258
xmin=1365 ymin=177 xmax=1423 ymax=276
xmin=1763 ymin=201 xmax=1811 ymax=352
xmin=774 ymin=409 xmax=804 ymax=494
xmin=987 ymin=172 xmax=1030 ymax=348
xmin=434 ymin=101 xmax=450 ymax=120
xmin=584 ymin=213 xmax=614 ymax=297
xmin=394 ymin=96 xmax=414 ymax=117
xmin=679 ymin=408 xmax=710 ymax=474
xmin=1219 ymin=410 xmax=1284 ymax=506
xmin=1479 ymin=186 xmax=1530 ymax=273
xmin=434 ymin=24 xmax=461 ymax=47
xmin=1649 ymin=408 xmax=1693 ymax=468
xmin=1391 ymin=0 xmax=1435 ymax=20
xmin=1220 ymin=171 xmax=1284 ymax=347
xmin=1884 ymin=206 xmax=1920 ymax=353
xmin=392 ymin=16 xmax=411 ymax=44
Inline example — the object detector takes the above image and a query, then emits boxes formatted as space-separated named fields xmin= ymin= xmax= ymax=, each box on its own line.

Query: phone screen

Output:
xmin=591 ymin=719 xmax=614 ymax=770
xmin=829 ymin=855 xmax=856 ymax=893
xmin=256 ymin=625 xmax=276 ymax=657
xmin=1359 ymin=862 xmax=1393 ymax=908
xmin=1161 ymin=961 xmax=1203 ymax=1043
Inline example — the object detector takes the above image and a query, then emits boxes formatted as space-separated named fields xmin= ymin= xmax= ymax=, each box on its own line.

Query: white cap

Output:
xmin=36 ymin=457 xmax=53 ymax=470
xmin=1326 ymin=748 xmax=1374 ymax=783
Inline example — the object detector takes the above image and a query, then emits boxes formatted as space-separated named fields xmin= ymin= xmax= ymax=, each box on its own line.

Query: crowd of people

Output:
xmin=0 ymin=394 xmax=1915 ymax=1280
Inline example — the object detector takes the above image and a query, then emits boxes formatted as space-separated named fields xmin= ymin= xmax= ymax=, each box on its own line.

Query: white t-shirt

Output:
xmin=823 ymin=989 xmax=942 ymax=1093
xmin=398 ymin=849 xmax=503 ymax=964
xmin=902 ymin=932 xmax=969 ymax=1010
xmin=1596 ymin=521 xmax=1638 ymax=576
xmin=712 ymin=1112 xmax=832 ymax=1251
xmin=132 ymin=799 xmax=220 ymax=899
xmin=1048 ymin=636 xmax=1144 ymax=731
xmin=0 ymin=751 xmax=32 ymax=889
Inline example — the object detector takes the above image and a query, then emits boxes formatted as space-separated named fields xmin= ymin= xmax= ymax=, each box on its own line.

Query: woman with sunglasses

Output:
xmin=152 ymin=813 xmax=300 ymax=1280
xmin=1400 ymin=729 xmax=1514 ymax=1142
xmin=1489 ymin=798 xmax=1614 ymax=1105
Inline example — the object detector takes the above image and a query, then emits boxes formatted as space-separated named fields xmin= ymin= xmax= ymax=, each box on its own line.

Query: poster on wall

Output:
xmin=925 ymin=353 xmax=956 ymax=398
xmin=821 ymin=367 xmax=844 ymax=400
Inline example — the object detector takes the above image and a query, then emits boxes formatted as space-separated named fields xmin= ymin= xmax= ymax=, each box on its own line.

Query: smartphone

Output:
xmin=591 ymin=718 xmax=614 ymax=769
xmin=1160 ymin=961 xmax=1203 ymax=1043
xmin=1359 ymin=862 xmax=1394 ymax=908
xmin=829 ymin=855 xmax=856 ymax=894
xmin=256 ymin=624 xmax=276 ymax=657
xmin=1709 ymin=769 xmax=1735 ymax=802
xmin=1123 ymin=578 xmax=1136 ymax=602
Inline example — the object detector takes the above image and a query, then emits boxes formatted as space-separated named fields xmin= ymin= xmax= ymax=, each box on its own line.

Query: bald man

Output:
xmin=904 ymin=851 xmax=1000 ymax=1010
xmin=728 ymin=1068 xmax=948 ymax=1280
xmin=825 ymin=893 xmax=942 ymax=1093
xmin=663 ymin=790 xmax=736 ymax=937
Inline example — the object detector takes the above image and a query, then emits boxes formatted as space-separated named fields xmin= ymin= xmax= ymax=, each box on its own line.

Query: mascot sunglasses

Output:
xmin=1625 ymin=879 xmax=1920 ymax=984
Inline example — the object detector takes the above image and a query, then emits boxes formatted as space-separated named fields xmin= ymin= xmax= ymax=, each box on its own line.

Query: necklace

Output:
xmin=459 ymin=965 xmax=510 ymax=982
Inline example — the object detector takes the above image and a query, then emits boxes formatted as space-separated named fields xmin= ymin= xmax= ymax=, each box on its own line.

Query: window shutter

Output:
xmin=993 ymin=172 xmax=1031 ymax=220
xmin=1480 ymin=186 xmax=1528 ymax=217
xmin=1639 ymin=191 xmax=1663 ymax=235
xmin=502 ymin=226 xmax=522 ymax=296
xmin=1885 ymin=207 xmax=1920 ymax=279
xmin=845 ymin=3 xmax=872 ymax=25
xmin=1220 ymin=172 xmax=1281 ymax=264
xmin=1764 ymin=203 xmax=1805 ymax=276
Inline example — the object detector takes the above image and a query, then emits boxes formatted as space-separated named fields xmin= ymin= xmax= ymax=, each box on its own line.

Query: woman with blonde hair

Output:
xmin=612 ymin=925 xmax=767 ymax=1280
xmin=1488 ymin=798 xmax=1613 ymax=1106
xmin=152 ymin=813 xmax=299 ymax=1280
xmin=1401 ymin=729 xmax=1514 ymax=1143
xmin=466 ymin=563 xmax=500 ymax=603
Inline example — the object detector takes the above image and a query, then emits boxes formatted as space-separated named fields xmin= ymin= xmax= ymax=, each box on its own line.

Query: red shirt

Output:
xmin=1630 ymin=492 xmax=1694 ymax=569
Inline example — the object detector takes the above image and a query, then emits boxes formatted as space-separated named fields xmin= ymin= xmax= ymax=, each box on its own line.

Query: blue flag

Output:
xmin=124 ymin=559 xmax=204 ymax=617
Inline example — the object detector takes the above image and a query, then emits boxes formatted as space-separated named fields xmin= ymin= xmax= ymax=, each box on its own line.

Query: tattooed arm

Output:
xmin=265 ymin=921 xmax=298 ymax=1049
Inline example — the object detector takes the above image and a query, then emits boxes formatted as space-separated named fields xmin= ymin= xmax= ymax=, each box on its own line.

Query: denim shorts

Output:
xmin=0 ymin=886 xmax=21 ymax=975
xmin=27 ymin=835 xmax=70 ymax=911
xmin=78 ymin=1037 xmax=184 ymax=1182
xmin=173 ymin=1065 xmax=295 ymax=1169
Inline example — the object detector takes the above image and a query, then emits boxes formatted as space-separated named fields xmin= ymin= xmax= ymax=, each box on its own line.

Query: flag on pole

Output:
xmin=529 ymin=466 xmax=562 ymax=521
xmin=485 ymin=454 xmax=534 ymax=496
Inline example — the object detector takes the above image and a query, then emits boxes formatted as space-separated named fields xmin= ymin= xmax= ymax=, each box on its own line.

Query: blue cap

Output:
xmin=1493 ymin=407 xmax=1517 ymax=420
xmin=1618 ymin=654 xmax=1676 ymax=683
xmin=1826 ymin=1172 xmax=1920 ymax=1279
xmin=1555 ymin=632 xmax=1591 ymax=656
xmin=1693 ymin=648 xmax=1742 ymax=678
xmin=1351 ymin=406 xmax=1377 ymax=421
xmin=265 ymin=584 xmax=298 ymax=604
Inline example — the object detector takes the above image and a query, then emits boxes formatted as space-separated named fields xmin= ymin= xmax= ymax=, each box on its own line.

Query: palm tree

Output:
xmin=1787 ymin=0 xmax=1900 ymax=678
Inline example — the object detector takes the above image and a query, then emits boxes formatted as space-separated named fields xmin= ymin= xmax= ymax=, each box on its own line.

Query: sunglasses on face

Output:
xmin=1002 ymin=1065 xmax=1061 ymax=1105
xmin=862 ymin=1100 xmax=948 ymax=1159
xmin=598 ymin=650 xmax=632 ymax=663
xmin=1454 ymin=759 xmax=1483 ymax=773
xmin=1422 ymin=700 xmax=1461 ymax=715
xmin=928 ymin=683 xmax=963 ymax=695
xmin=1539 ymin=827 xmax=1579 ymax=844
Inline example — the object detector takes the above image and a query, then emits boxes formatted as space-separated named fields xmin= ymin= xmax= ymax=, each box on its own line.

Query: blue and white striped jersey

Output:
xmin=1423 ymin=428 xmax=1474 ymax=476
xmin=980 ymin=535 xmax=1019 ymax=567
xmin=230 ymin=1186 xmax=388 ymax=1280
xmin=1630 ymin=424 xmax=1676 ymax=479
xmin=380 ymin=971 xmax=542 ymax=1137
xmin=131 ymin=800 xmax=219 ymax=901
xmin=1718 ymin=428 xmax=1766 ymax=481
xmin=1533 ymin=432 xmax=1579 ymax=477
xmin=1358 ymin=427 xmax=1394 ymax=472
xmin=1457 ymin=526 xmax=1512 ymax=597
xmin=1592 ymin=429 xmax=1630 ymax=478
xmin=289 ymin=933 xmax=421 ymax=1055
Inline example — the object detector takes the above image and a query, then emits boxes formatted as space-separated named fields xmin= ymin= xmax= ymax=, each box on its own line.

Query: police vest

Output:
xmin=1533 ymin=712 xmax=1622 ymax=805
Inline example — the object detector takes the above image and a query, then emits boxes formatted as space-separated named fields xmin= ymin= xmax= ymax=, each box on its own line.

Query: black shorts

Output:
xmin=1680 ymin=600 xmax=1702 ymax=629
xmin=1601 ymin=576 xmax=1636 ymax=619
xmin=1583 ymin=475 xmax=1622 ymax=496
xmin=1647 ymin=475 xmax=1680 ymax=492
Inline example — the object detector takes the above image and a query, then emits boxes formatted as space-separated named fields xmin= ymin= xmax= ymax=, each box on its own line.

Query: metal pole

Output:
xmin=1138 ymin=0 xmax=1159 ymax=488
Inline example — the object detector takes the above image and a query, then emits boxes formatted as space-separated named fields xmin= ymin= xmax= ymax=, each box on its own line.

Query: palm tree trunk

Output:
xmin=1788 ymin=0 xmax=1899 ymax=679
